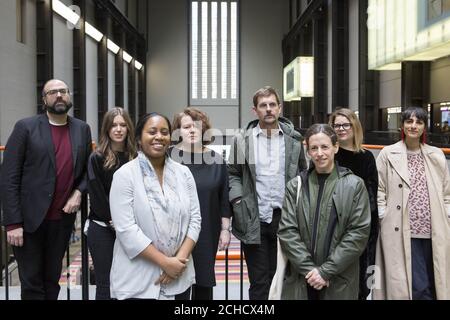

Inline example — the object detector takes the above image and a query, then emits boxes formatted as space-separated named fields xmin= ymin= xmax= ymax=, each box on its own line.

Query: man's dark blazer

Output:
xmin=0 ymin=113 xmax=92 ymax=233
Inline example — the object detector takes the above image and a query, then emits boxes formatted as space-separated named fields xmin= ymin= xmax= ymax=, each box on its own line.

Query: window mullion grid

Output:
xmin=217 ymin=1 xmax=222 ymax=101
xmin=191 ymin=1 xmax=199 ymax=100
xmin=231 ymin=1 xmax=237 ymax=100
xmin=207 ymin=1 xmax=212 ymax=101
xmin=227 ymin=1 xmax=232 ymax=101
xmin=201 ymin=1 xmax=208 ymax=99
xmin=221 ymin=1 xmax=228 ymax=99
xmin=190 ymin=0 xmax=239 ymax=105
xmin=211 ymin=1 xmax=218 ymax=99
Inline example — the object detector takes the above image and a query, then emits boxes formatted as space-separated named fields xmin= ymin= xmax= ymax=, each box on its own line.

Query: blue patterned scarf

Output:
xmin=137 ymin=151 xmax=184 ymax=257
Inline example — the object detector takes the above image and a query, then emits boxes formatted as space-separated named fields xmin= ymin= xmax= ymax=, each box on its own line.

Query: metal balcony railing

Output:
xmin=3 ymin=140 xmax=450 ymax=300
xmin=0 ymin=144 xmax=247 ymax=300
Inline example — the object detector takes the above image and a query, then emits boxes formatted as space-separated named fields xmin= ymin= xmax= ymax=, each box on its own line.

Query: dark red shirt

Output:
xmin=45 ymin=124 xmax=74 ymax=220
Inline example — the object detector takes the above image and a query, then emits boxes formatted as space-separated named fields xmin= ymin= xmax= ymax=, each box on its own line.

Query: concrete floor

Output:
xmin=0 ymin=282 xmax=250 ymax=300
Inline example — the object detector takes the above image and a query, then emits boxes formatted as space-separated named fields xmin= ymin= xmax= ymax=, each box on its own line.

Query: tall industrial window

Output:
xmin=16 ymin=0 xmax=26 ymax=43
xmin=190 ymin=0 xmax=239 ymax=106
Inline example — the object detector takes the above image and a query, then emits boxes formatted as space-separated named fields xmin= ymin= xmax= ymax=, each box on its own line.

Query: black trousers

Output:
xmin=12 ymin=214 xmax=76 ymax=300
xmin=87 ymin=221 xmax=116 ymax=300
xmin=411 ymin=238 xmax=436 ymax=300
xmin=242 ymin=209 xmax=281 ymax=300
xmin=191 ymin=284 xmax=213 ymax=300
xmin=175 ymin=287 xmax=192 ymax=300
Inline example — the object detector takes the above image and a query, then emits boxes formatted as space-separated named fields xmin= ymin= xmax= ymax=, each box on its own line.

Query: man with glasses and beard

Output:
xmin=0 ymin=79 xmax=92 ymax=300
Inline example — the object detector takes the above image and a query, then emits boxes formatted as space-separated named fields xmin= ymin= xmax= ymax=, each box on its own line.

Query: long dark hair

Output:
xmin=97 ymin=107 xmax=137 ymax=169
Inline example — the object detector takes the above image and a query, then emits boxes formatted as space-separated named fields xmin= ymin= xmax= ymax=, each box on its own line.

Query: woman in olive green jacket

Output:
xmin=277 ymin=124 xmax=371 ymax=300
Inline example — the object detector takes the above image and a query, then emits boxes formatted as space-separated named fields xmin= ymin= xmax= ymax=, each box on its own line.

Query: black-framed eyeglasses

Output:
xmin=44 ymin=88 xmax=70 ymax=97
xmin=333 ymin=123 xmax=352 ymax=131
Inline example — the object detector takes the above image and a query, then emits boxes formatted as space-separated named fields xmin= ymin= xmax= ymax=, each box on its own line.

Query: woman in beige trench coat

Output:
xmin=374 ymin=107 xmax=450 ymax=300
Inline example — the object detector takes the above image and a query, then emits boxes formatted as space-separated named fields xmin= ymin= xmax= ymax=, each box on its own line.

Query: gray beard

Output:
xmin=46 ymin=101 xmax=72 ymax=115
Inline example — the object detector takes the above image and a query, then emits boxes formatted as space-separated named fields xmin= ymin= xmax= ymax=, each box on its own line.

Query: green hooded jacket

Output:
xmin=278 ymin=165 xmax=371 ymax=300
xmin=227 ymin=117 xmax=307 ymax=244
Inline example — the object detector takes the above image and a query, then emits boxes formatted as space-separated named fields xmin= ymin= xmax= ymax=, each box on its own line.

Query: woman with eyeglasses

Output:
xmin=278 ymin=124 xmax=371 ymax=300
xmin=329 ymin=108 xmax=379 ymax=300
xmin=86 ymin=107 xmax=137 ymax=300
xmin=374 ymin=107 xmax=450 ymax=300
xmin=109 ymin=112 xmax=201 ymax=300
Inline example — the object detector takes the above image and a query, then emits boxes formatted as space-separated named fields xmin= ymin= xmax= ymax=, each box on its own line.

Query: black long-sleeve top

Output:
xmin=335 ymin=148 xmax=378 ymax=215
xmin=169 ymin=147 xmax=231 ymax=287
xmin=87 ymin=151 xmax=128 ymax=222
xmin=335 ymin=147 xmax=379 ymax=298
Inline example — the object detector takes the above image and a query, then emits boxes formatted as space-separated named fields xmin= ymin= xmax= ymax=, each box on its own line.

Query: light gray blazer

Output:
xmin=109 ymin=157 xmax=201 ymax=300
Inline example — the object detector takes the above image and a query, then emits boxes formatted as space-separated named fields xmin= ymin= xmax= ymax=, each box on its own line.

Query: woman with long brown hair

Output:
xmin=86 ymin=107 xmax=137 ymax=299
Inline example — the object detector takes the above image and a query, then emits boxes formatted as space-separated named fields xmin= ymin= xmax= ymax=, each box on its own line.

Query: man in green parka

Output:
xmin=228 ymin=86 xmax=307 ymax=300
xmin=278 ymin=124 xmax=371 ymax=300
